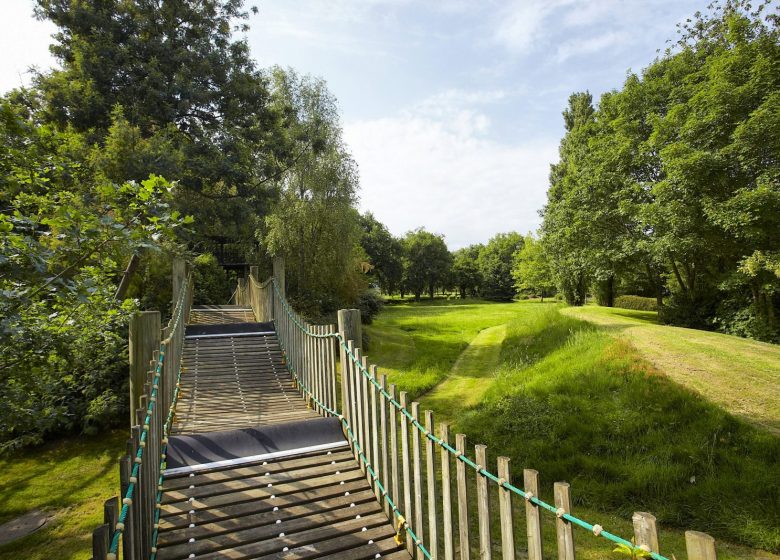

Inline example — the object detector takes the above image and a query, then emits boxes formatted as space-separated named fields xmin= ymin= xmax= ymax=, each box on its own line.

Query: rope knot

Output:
xmin=525 ymin=491 xmax=534 ymax=502
xmin=592 ymin=524 xmax=603 ymax=536
xmin=556 ymin=507 xmax=566 ymax=518
xmin=498 ymin=477 xmax=507 ymax=487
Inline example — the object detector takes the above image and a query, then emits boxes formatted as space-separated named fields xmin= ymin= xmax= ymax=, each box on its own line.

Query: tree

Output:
xmin=30 ymin=0 xmax=293 ymax=251
xmin=512 ymin=235 xmax=556 ymax=301
xmin=359 ymin=213 xmax=404 ymax=295
xmin=402 ymin=229 xmax=452 ymax=300
xmin=478 ymin=232 xmax=524 ymax=301
xmin=452 ymin=245 xmax=483 ymax=299
xmin=263 ymin=69 xmax=362 ymax=315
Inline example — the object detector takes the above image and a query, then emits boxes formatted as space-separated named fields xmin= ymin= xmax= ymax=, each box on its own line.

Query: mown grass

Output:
xmin=0 ymin=430 xmax=125 ymax=560
xmin=363 ymin=298 xmax=543 ymax=397
xmin=367 ymin=299 xmax=780 ymax=556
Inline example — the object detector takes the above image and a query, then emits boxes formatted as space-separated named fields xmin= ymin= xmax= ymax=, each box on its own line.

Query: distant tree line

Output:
xmin=359 ymin=214 xmax=536 ymax=302
xmin=540 ymin=0 xmax=779 ymax=342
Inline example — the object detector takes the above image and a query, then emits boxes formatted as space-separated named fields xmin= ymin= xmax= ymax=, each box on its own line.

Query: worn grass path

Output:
xmin=563 ymin=306 xmax=780 ymax=434
xmin=419 ymin=323 xmax=507 ymax=422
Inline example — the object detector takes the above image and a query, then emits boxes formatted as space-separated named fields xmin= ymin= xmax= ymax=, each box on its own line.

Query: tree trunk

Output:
xmin=429 ymin=283 xmax=434 ymax=299
xmin=115 ymin=253 xmax=141 ymax=300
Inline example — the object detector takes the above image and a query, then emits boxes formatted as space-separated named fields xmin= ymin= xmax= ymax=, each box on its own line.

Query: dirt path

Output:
xmin=563 ymin=306 xmax=780 ymax=435
xmin=419 ymin=324 xmax=507 ymax=423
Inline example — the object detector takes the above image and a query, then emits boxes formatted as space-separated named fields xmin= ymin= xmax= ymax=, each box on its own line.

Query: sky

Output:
xmin=0 ymin=0 xmax=706 ymax=249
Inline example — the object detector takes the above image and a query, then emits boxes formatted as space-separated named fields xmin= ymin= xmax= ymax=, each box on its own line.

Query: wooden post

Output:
xmin=498 ymin=457 xmax=515 ymax=560
xmin=686 ymin=531 xmax=717 ymax=560
xmin=129 ymin=311 xmax=160 ymax=427
xmin=273 ymin=256 xmax=286 ymax=299
xmin=456 ymin=433 xmax=470 ymax=560
xmin=554 ymin=482 xmax=575 ymax=560
xmin=475 ymin=444 xmax=491 ymax=560
xmin=172 ymin=257 xmax=186 ymax=306
xmin=412 ymin=402 xmax=424 ymax=559
xmin=380 ymin=373 xmax=390 ymax=517
xmin=337 ymin=309 xmax=361 ymax=421
xmin=370 ymin=365 xmax=380 ymax=498
xmin=632 ymin=512 xmax=659 ymax=553
xmin=389 ymin=384 xmax=401 ymax=520
xmin=425 ymin=410 xmax=438 ymax=560
xmin=524 ymin=469 xmax=543 ymax=560
xmin=440 ymin=423 xmax=455 ymax=560
xmin=92 ymin=523 xmax=110 ymax=560
xmin=400 ymin=391 xmax=414 ymax=557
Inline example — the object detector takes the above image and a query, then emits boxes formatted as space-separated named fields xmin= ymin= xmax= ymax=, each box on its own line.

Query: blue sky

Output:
xmin=1 ymin=0 xmax=705 ymax=248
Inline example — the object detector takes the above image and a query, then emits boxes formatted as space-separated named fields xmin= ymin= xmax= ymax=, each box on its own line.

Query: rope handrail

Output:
xmin=106 ymin=274 xmax=191 ymax=558
xmin=274 ymin=326 xmax=432 ymax=559
xmin=266 ymin=274 xmax=666 ymax=559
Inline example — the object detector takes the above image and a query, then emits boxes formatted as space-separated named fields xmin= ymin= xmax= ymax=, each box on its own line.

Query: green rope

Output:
xmin=276 ymin=329 xmax=432 ymax=559
xmin=265 ymin=278 xmax=668 ymax=560
xmin=107 ymin=275 xmax=190 ymax=558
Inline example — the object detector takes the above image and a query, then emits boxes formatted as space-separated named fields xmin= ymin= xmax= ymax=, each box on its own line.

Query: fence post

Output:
xmin=554 ymin=482 xmax=575 ymax=560
xmin=337 ymin=308 xmax=362 ymax=422
xmin=456 ymin=433 xmax=470 ymax=560
xmin=273 ymin=256 xmax=286 ymax=299
xmin=129 ymin=311 xmax=160 ymax=428
xmin=632 ymin=512 xmax=659 ymax=554
xmin=475 ymin=444 xmax=491 ymax=560
xmin=440 ymin=423 xmax=455 ymax=560
xmin=524 ymin=469 xmax=543 ymax=560
xmin=498 ymin=457 xmax=515 ymax=560
xmin=686 ymin=531 xmax=717 ymax=560
xmin=92 ymin=523 xmax=110 ymax=560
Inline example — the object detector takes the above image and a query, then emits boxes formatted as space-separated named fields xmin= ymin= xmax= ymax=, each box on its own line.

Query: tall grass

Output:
xmin=459 ymin=309 xmax=780 ymax=552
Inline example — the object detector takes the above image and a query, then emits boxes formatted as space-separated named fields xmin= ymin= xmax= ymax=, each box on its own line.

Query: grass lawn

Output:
xmin=563 ymin=305 xmax=780 ymax=434
xmin=0 ymin=430 xmax=125 ymax=560
xmin=366 ymin=298 xmax=780 ymax=558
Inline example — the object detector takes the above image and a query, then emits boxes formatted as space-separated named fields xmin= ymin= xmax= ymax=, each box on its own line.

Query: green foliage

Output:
xmin=512 ymin=234 xmax=556 ymax=300
xmin=452 ymin=245 xmax=483 ymax=299
xmin=541 ymin=1 xmax=780 ymax=337
xmin=192 ymin=253 xmax=231 ymax=305
xmin=359 ymin=212 xmax=404 ymax=294
xmin=357 ymin=288 xmax=385 ymax=325
xmin=263 ymin=69 xmax=363 ymax=315
xmin=402 ymin=229 xmax=452 ymax=300
xmin=460 ymin=307 xmax=780 ymax=552
xmin=614 ymin=295 xmax=659 ymax=312
xmin=477 ymin=232 xmax=524 ymax=301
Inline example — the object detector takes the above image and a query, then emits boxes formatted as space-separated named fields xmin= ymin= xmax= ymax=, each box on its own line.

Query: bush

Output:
xmin=358 ymin=289 xmax=385 ymax=325
xmin=614 ymin=295 xmax=658 ymax=312
xmin=192 ymin=253 xmax=231 ymax=305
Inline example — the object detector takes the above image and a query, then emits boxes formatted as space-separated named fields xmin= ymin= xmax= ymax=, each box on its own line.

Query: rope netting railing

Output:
xmin=257 ymin=271 xmax=707 ymax=560
xmin=91 ymin=266 xmax=193 ymax=560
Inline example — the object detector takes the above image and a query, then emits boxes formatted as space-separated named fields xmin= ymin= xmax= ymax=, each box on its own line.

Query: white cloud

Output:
xmin=344 ymin=92 xmax=557 ymax=249
xmin=492 ymin=0 xmax=573 ymax=53
xmin=555 ymin=30 xmax=631 ymax=62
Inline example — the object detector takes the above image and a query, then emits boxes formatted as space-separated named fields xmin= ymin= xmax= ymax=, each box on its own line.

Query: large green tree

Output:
xmin=402 ymin=229 xmax=452 ymax=300
xmin=452 ymin=245 xmax=483 ymax=299
xmin=478 ymin=232 xmax=524 ymax=301
xmin=359 ymin=213 xmax=404 ymax=295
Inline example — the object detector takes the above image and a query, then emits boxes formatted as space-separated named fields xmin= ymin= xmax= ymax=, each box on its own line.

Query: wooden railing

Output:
xmin=91 ymin=260 xmax=193 ymax=560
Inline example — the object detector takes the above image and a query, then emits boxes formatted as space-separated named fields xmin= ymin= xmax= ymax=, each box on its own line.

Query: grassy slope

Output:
xmin=563 ymin=306 xmax=780 ymax=434
xmin=364 ymin=299 xmax=527 ymax=397
xmin=366 ymin=299 xmax=780 ymax=557
xmin=0 ymin=431 xmax=125 ymax=560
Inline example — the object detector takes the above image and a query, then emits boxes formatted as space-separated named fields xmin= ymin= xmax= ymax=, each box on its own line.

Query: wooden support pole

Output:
xmin=524 ymin=469 xmax=543 ymax=560
xmin=92 ymin=523 xmax=110 ymax=560
xmin=370 ymin=365 xmax=380 ymax=498
xmin=400 ymin=391 xmax=414 ymax=557
xmin=498 ymin=457 xmax=515 ymax=560
xmin=554 ymin=482 xmax=575 ymax=560
xmin=633 ymin=512 xmax=659 ymax=554
xmin=456 ymin=433 xmax=471 ymax=560
xmin=172 ymin=257 xmax=186 ymax=307
xmin=337 ymin=309 xmax=361 ymax=422
xmin=475 ymin=444 xmax=491 ymax=560
xmin=389 ymin=384 xmax=401 ymax=519
xmin=686 ymin=531 xmax=717 ymax=560
xmin=412 ymin=402 xmax=424 ymax=559
xmin=425 ymin=410 xmax=438 ymax=560
xmin=440 ymin=423 xmax=455 ymax=560
xmin=129 ymin=311 xmax=160 ymax=428
xmin=380 ymin=373 xmax=390 ymax=517
xmin=273 ymin=256 xmax=286 ymax=299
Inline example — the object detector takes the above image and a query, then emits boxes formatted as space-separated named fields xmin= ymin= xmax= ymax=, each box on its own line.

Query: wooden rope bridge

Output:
xmin=91 ymin=259 xmax=720 ymax=560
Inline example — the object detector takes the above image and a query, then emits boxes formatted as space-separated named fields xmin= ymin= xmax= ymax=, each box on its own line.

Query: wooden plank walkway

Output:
xmin=159 ymin=305 xmax=409 ymax=560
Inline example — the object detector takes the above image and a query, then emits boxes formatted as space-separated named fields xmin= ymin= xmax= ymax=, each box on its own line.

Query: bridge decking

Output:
xmin=158 ymin=305 xmax=408 ymax=560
